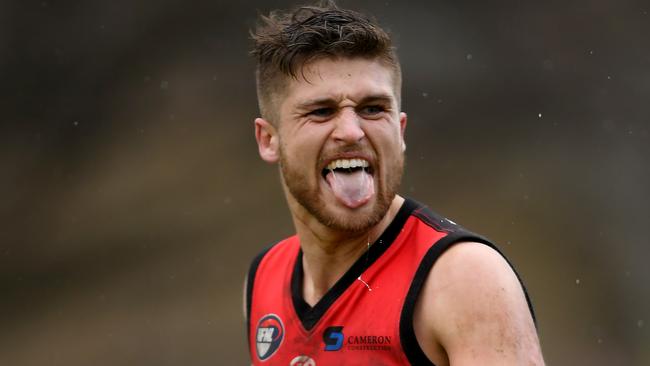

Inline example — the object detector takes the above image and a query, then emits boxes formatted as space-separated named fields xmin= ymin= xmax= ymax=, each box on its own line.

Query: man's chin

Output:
xmin=319 ymin=214 xmax=379 ymax=234
xmin=310 ymin=197 xmax=388 ymax=233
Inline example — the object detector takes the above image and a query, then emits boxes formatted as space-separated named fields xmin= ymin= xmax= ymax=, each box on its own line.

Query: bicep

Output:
xmin=419 ymin=242 xmax=544 ymax=365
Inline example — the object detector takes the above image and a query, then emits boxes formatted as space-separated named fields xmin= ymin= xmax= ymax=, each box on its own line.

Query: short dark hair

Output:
xmin=251 ymin=1 xmax=401 ymax=122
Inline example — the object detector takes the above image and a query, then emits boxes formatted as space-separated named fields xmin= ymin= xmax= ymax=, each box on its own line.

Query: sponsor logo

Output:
xmin=323 ymin=326 xmax=344 ymax=351
xmin=289 ymin=355 xmax=316 ymax=366
xmin=346 ymin=334 xmax=393 ymax=351
xmin=322 ymin=325 xmax=392 ymax=352
xmin=255 ymin=314 xmax=284 ymax=361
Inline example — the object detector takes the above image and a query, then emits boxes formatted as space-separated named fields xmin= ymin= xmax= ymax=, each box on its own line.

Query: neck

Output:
xmin=292 ymin=195 xmax=404 ymax=306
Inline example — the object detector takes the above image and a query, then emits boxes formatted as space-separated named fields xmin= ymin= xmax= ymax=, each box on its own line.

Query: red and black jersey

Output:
xmin=246 ymin=198 xmax=535 ymax=365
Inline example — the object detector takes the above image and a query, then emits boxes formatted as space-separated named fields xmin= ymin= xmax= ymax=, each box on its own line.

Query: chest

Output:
xmin=247 ymin=215 xmax=447 ymax=365
xmin=250 ymin=244 xmax=430 ymax=365
xmin=251 ymin=264 xmax=413 ymax=365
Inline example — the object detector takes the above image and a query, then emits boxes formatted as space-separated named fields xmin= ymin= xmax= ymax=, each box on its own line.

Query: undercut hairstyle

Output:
xmin=251 ymin=1 xmax=402 ymax=123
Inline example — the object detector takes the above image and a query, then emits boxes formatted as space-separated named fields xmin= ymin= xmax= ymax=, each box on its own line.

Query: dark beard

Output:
xmin=278 ymin=148 xmax=403 ymax=234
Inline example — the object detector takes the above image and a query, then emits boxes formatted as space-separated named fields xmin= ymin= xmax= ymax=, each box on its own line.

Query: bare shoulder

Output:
xmin=413 ymin=242 xmax=544 ymax=366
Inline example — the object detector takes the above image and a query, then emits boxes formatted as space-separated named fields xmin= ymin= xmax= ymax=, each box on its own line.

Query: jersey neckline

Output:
xmin=291 ymin=198 xmax=419 ymax=331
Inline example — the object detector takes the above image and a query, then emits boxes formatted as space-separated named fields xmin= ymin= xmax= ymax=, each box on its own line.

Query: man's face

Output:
xmin=257 ymin=57 xmax=407 ymax=233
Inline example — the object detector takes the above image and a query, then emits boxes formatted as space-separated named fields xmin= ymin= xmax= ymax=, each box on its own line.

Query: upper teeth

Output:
xmin=327 ymin=159 xmax=369 ymax=170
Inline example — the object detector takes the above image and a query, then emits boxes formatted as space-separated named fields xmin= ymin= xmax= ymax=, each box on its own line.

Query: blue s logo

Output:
xmin=323 ymin=326 xmax=344 ymax=351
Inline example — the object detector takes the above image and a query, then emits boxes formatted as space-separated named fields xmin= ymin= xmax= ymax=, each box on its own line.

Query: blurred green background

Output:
xmin=1 ymin=0 xmax=648 ymax=364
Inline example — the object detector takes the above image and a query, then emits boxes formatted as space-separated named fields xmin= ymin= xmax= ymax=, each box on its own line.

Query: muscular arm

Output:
xmin=414 ymin=242 xmax=544 ymax=366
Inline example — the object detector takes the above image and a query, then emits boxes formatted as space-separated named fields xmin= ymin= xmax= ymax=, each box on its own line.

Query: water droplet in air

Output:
xmin=638 ymin=320 xmax=644 ymax=328
xmin=575 ymin=279 xmax=581 ymax=285
xmin=466 ymin=54 xmax=473 ymax=61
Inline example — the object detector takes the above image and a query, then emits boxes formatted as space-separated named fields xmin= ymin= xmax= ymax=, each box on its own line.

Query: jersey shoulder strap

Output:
xmin=245 ymin=240 xmax=281 ymax=348
xmin=400 ymin=203 xmax=537 ymax=365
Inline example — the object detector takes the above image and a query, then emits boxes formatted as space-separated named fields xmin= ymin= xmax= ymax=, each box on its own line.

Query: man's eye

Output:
xmin=309 ymin=107 xmax=334 ymax=118
xmin=360 ymin=105 xmax=385 ymax=116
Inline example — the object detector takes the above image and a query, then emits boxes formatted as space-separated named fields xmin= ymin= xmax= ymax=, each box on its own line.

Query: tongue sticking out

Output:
xmin=325 ymin=169 xmax=375 ymax=209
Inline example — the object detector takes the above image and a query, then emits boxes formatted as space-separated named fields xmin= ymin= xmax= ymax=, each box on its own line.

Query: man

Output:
xmin=245 ymin=2 xmax=544 ymax=365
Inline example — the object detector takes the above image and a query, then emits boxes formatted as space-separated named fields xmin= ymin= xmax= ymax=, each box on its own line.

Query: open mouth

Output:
xmin=321 ymin=158 xmax=373 ymax=177
xmin=321 ymin=158 xmax=375 ymax=209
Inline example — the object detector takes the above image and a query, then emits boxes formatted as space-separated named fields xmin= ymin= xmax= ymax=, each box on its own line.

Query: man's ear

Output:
xmin=399 ymin=112 xmax=407 ymax=152
xmin=255 ymin=117 xmax=280 ymax=163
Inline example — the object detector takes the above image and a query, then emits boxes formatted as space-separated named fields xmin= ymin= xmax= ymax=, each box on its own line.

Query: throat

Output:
xmin=299 ymin=235 xmax=372 ymax=306
xmin=301 ymin=256 xmax=348 ymax=307
xmin=302 ymin=280 xmax=327 ymax=307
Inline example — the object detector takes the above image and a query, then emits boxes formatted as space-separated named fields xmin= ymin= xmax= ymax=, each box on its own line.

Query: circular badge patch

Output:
xmin=255 ymin=314 xmax=284 ymax=361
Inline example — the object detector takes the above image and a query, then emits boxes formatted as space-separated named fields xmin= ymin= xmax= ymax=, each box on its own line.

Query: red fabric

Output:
xmin=248 ymin=215 xmax=447 ymax=365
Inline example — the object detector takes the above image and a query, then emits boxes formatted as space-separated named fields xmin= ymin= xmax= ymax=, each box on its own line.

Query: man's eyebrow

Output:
xmin=296 ymin=94 xmax=395 ymax=110
xmin=358 ymin=94 xmax=394 ymax=105
xmin=295 ymin=98 xmax=337 ymax=110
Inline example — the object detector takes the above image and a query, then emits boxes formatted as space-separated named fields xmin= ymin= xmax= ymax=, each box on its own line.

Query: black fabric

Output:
xmin=399 ymin=204 xmax=537 ymax=365
xmin=291 ymin=198 xmax=419 ymax=331
xmin=245 ymin=242 xmax=278 ymax=349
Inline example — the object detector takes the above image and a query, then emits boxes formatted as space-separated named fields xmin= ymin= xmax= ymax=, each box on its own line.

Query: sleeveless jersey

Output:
xmin=246 ymin=198 xmax=535 ymax=365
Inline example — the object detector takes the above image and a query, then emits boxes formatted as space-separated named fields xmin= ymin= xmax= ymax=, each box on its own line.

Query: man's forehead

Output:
xmin=297 ymin=57 xmax=394 ymax=83
xmin=283 ymin=58 xmax=398 ymax=105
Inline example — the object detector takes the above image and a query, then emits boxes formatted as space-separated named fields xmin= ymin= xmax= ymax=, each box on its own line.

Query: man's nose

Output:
xmin=331 ymin=108 xmax=365 ymax=143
